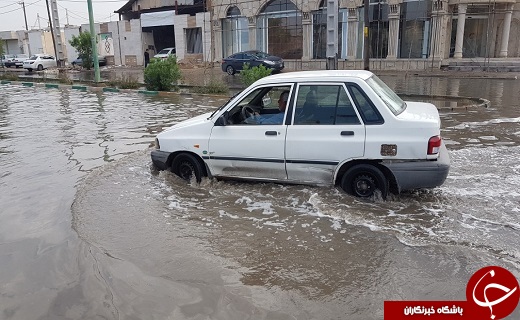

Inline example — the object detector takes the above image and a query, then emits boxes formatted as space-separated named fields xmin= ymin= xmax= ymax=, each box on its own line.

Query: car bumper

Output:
xmin=383 ymin=143 xmax=450 ymax=192
xmin=151 ymin=150 xmax=171 ymax=171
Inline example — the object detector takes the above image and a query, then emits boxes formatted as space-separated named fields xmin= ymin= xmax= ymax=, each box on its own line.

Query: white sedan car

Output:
xmin=151 ymin=70 xmax=450 ymax=199
xmin=153 ymin=47 xmax=175 ymax=59
xmin=23 ymin=54 xmax=57 ymax=71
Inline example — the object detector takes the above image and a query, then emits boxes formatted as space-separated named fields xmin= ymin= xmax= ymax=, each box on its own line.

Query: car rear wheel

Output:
xmin=37 ymin=64 xmax=43 ymax=71
xmin=226 ymin=65 xmax=235 ymax=75
xmin=172 ymin=153 xmax=204 ymax=183
xmin=341 ymin=164 xmax=388 ymax=199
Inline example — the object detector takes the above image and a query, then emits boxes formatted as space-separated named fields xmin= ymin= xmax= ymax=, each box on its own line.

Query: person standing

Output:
xmin=144 ymin=49 xmax=150 ymax=68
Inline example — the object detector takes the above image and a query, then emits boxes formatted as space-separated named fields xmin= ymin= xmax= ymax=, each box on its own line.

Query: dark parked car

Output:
xmin=71 ymin=56 xmax=107 ymax=67
xmin=221 ymin=50 xmax=284 ymax=75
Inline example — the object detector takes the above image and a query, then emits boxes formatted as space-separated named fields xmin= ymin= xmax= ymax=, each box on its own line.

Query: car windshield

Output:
xmin=209 ymin=92 xmax=241 ymax=119
xmin=158 ymin=49 xmax=170 ymax=54
xmin=29 ymin=55 xmax=38 ymax=60
xmin=366 ymin=75 xmax=406 ymax=115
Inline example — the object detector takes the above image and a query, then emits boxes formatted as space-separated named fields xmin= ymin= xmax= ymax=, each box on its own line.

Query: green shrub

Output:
xmin=144 ymin=56 xmax=181 ymax=91
xmin=192 ymin=78 xmax=229 ymax=95
xmin=239 ymin=63 xmax=272 ymax=87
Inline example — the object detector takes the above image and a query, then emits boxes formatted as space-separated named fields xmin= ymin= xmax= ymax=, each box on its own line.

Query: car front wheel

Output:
xmin=226 ymin=65 xmax=235 ymax=75
xmin=341 ymin=164 xmax=388 ymax=199
xmin=172 ymin=153 xmax=204 ymax=183
xmin=37 ymin=64 xmax=44 ymax=71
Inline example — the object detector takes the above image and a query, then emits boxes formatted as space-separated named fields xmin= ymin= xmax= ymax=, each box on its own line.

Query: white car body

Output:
xmin=154 ymin=47 xmax=176 ymax=59
xmin=151 ymin=70 xmax=450 ymax=198
xmin=23 ymin=54 xmax=57 ymax=71
xmin=13 ymin=54 xmax=29 ymax=67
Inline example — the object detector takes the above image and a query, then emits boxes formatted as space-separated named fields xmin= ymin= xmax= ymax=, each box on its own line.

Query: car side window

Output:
xmin=294 ymin=85 xmax=360 ymax=125
xmin=347 ymin=84 xmax=384 ymax=124
xmin=224 ymin=85 xmax=292 ymax=126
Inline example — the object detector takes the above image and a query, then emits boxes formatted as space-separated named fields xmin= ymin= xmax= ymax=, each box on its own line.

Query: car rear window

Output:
xmin=365 ymin=75 xmax=406 ymax=115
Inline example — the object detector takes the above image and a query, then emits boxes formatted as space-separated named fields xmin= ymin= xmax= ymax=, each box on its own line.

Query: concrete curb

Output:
xmin=0 ymin=79 xmax=491 ymax=109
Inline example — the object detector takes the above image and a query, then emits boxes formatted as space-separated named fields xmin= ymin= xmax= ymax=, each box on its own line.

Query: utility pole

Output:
xmin=363 ymin=0 xmax=370 ymax=70
xmin=19 ymin=2 xmax=28 ymax=31
xmin=66 ymin=9 xmax=69 ymax=25
xmin=37 ymin=14 xmax=41 ymax=30
xmin=45 ymin=0 xmax=58 ymax=59
xmin=45 ymin=0 xmax=64 ymax=66
xmin=325 ymin=0 xmax=338 ymax=70
xmin=87 ymin=0 xmax=100 ymax=83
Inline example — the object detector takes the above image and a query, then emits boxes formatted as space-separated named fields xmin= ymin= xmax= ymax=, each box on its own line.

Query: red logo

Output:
xmin=466 ymin=266 xmax=520 ymax=319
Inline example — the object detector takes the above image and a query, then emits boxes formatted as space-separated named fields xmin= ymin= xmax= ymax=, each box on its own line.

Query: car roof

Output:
xmin=253 ymin=70 xmax=374 ymax=85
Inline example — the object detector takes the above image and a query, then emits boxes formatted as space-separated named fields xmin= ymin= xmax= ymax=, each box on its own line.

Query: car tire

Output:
xmin=341 ymin=164 xmax=388 ymax=199
xmin=172 ymin=153 xmax=204 ymax=183
xmin=37 ymin=64 xmax=43 ymax=71
xmin=226 ymin=65 xmax=235 ymax=75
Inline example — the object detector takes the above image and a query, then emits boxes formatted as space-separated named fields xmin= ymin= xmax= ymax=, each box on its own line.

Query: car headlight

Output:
xmin=263 ymin=60 xmax=276 ymax=65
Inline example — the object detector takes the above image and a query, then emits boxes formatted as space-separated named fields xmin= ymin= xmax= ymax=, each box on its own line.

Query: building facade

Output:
xmin=212 ymin=0 xmax=520 ymax=70
xmin=4 ymin=0 xmax=519 ymax=70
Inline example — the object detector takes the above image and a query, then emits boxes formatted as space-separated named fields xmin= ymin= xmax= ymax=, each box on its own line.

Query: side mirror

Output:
xmin=215 ymin=111 xmax=228 ymax=126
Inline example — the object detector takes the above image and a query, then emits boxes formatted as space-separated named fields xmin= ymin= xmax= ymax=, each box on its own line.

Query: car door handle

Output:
xmin=265 ymin=131 xmax=278 ymax=136
xmin=341 ymin=131 xmax=354 ymax=136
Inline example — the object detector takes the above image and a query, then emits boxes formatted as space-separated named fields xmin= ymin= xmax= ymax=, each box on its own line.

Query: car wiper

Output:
xmin=209 ymin=91 xmax=240 ymax=118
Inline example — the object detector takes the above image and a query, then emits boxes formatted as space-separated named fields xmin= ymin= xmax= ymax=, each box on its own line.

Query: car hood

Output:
xmin=159 ymin=112 xmax=213 ymax=133
xmin=398 ymin=101 xmax=441 ymax=126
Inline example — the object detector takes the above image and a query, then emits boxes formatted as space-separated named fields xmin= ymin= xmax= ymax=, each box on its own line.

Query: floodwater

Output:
xmin=1 ymin=75 xmax=519 ymax=319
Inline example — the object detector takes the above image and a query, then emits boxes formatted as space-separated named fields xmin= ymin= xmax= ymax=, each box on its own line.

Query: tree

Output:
xmin=69 ymin=32 xmax=94 ymax=69
xmin=144 ymin=56 xmax=182 ymax=91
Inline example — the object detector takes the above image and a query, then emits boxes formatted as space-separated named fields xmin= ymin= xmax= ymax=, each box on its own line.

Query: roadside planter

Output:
xmin=151 ymin=70 xmax=450 ymax=199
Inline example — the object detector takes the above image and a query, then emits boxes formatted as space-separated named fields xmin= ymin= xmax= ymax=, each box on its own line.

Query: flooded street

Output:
xmin=1 ymin=74 xmax=519 ymax=319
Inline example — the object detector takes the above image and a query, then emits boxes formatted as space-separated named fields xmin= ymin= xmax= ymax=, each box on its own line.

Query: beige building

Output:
xmin=5 ymin=0 xmax=519 ymax=70
xmin=211 ymin=0 xmax=520 ymax=70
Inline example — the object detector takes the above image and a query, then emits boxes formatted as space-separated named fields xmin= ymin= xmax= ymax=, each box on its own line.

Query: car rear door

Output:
xmin=285 ymin=83 xmax=366 ymax=184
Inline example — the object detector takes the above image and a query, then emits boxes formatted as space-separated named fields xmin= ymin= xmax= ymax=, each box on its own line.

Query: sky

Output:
xmin=0 ymin=0 xmax=129 ymax=32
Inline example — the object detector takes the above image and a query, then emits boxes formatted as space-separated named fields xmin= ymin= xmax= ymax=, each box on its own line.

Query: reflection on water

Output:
xmin=1 ymin=75 xmax=520 ymax=319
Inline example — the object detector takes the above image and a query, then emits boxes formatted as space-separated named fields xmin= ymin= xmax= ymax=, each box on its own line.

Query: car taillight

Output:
xmin=427 ymin=136 xmax=442 ymax=155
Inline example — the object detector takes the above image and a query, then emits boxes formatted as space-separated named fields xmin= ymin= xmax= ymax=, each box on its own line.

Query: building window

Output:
xmin=257 ymin=0 xmax=303 ymax=59
xmin=186 ymin=28 xmax=202 ymax=54
xmin=222 ymin=6 xmax=249 ymax=58
xmin=399 ymin=0 xmax=431 ymax=59
xmin=312 ymin=1 xmax=348 ymax=59
xmin=450 ymin=8 xmax=489 ymax=58
xmin=369 ymin=1 xmax=389 ymax=59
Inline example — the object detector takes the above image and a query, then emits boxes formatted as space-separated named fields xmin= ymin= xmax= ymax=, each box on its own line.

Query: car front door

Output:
xmin=285 ymin=83 xmax=366 ymax=184
xmin=208 ymin=84 xmax=293 ymax=180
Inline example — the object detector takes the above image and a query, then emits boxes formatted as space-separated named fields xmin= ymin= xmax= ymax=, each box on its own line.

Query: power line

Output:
xmin=0 ymin=1 xmax=18 ymax=9
xmin=0 ymin=0 xmax=41 ymax=15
